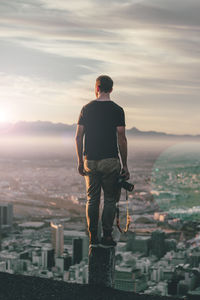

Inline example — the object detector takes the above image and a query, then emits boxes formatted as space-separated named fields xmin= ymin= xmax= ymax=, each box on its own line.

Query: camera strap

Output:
xmin=116 ymin=190 xmax=131 ymax=233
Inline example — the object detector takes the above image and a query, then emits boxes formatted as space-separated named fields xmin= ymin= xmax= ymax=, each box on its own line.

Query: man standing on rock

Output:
xmin=75 ymin=75 xmax=129 ymax=248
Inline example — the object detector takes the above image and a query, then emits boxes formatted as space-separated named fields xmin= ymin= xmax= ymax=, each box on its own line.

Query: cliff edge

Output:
xmin=0 ymin=272 xmax=185 ymax=300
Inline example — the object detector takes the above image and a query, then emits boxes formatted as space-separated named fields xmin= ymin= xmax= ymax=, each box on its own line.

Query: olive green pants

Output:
xmin=84 ymin=157 xmax=121 ymax=237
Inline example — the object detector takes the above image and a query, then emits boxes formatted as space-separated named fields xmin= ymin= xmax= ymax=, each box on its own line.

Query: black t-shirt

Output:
xmin=77 ymin=100 xmax=126 ymax=160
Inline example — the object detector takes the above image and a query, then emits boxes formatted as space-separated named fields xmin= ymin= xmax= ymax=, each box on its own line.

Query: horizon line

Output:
xmin=0 ymin=120 xmax=199 ymax=137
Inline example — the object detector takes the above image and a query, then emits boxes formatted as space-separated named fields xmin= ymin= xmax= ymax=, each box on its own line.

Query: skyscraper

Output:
xmin=0 ymin=202 xmax=13 ymax=227
xmin=50 ymin=222 xmax=64 ymax=258
xmin=0 ymin=223 xmax=2 ymax=251
xmin=72 ymin=236 xmax=89 ymax=265
xmin=150 ymin=229 xmax=166 ymax=259
xmin=41 ymin=245 xmax=55 ymax=270
xmin=73 ymin=238 xmax=83 ymax=265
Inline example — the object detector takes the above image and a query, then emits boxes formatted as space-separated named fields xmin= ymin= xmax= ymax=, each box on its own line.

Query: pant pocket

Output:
xmin=84 ymin=159 xmax=97 ymax=174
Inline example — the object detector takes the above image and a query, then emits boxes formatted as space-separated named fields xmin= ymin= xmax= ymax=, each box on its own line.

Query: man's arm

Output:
xmin=117 ymin=126 xmax=130 ymax=180
xmin=75 ymin=124 xmax=86 ymax=176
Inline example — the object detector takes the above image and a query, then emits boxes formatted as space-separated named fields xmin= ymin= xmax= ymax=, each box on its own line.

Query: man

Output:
xmin=75 ymin=75 xmax=130 ymax=248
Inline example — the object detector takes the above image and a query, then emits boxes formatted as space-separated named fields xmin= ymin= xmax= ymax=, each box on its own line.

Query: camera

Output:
xmin=118 ymin=175 xmax=134 ymax=192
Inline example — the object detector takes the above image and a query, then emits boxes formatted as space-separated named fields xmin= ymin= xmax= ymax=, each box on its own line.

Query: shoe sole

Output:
xmin=99 ymin=243 xmax=116 ymax=248
xmin=89 ymin=244 xmax=99 ymax=248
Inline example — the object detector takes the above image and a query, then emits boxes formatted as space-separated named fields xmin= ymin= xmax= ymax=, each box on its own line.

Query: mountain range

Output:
xmin=0 ymin=121 xmax=199 ymax=138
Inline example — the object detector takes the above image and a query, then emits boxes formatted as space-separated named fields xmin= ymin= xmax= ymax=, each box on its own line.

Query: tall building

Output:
xmin=50 ymin=222 xmax=64 ymax=258
xmin=55 ymin=256 xmax=64 ymax=273
xmin=150 ymin=229 xmax=166 ymax=259
xmin=73 ymin=238 xmax=83 ymax=265
xmin=127 ymin=235 xmax=150 ymax=255
xmin=41 ymin=245 xmax=55 ymax=270
xmin=0 ymin=223 xmax=2 ymax=251
xmin=0 ymin=261 xmax=6 ymax=272
xmin=0 ymin=202 xmax=13 ymax=227
xmin=72 ymin=236 xmax=89 ymax=265
xmin=114 ymin=266 xmax=147 ymax=292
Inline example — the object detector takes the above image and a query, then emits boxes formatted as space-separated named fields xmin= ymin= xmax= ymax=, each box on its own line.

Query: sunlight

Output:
xmin=0 ymin=109 xmax=9 ymax=122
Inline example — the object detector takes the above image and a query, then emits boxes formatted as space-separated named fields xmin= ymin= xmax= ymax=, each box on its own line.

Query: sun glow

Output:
xmin=0 ymin=109 xmax=10 ymax=123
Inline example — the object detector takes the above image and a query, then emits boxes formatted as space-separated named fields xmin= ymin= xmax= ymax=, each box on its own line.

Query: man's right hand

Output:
xmin=121 ymin=166 xmax=130 ymax=181
xmin=78 ymin=162 xmax=86 ymax=176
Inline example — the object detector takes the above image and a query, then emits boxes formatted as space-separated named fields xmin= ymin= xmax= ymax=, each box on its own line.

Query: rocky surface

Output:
xmin=0 ymin=272 xmax=181 ymax=300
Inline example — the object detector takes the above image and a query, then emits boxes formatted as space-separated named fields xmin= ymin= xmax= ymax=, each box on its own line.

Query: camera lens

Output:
xmin=121 ymin=181 xmax=134 ymax=192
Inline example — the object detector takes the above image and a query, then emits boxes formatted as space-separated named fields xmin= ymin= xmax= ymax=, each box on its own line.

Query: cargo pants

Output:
xmin=83 ymin=157 xmax=121 ymax=237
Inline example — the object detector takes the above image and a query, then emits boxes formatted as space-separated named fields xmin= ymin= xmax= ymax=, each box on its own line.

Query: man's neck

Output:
xmin=96 ymin=93 xmax=111 ymax=101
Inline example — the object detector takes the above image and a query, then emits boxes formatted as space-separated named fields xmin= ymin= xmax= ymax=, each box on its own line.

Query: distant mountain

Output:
xmin=0 ymin=121 xmax=199 ymax=138
xmin=127 ymin=126 xmax=200 ymax=138
xmin=0 ymin=121 xmax=76 ymax=136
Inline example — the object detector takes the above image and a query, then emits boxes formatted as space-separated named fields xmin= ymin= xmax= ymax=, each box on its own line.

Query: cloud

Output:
xmin=0 ymin=0 xmax=199 ymax=134
xmin=0 ymin=40 xmax=102 ymax=82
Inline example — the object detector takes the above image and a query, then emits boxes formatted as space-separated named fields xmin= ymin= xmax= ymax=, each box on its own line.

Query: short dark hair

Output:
xmin=96 ymin=75 xmax=113 ymax=93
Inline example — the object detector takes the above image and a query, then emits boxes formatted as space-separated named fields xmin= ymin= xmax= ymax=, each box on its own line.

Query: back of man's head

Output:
xmin=96 ymin=75 xmax=113 ymax=93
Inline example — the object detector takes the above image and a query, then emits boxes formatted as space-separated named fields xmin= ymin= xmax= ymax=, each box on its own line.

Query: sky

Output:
xmin=0 ymin=0 xmax=200 ymax=134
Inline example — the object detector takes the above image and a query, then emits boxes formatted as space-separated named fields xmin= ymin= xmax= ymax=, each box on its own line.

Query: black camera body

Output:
xmin=118 ymin=175 xmax=134 ymax=192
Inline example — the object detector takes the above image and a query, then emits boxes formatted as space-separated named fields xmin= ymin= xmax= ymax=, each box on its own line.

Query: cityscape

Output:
xmin=1 ymin=0 xmax=200 ymax=298
xmin=0 ymin=135 xmax=200 ymax=299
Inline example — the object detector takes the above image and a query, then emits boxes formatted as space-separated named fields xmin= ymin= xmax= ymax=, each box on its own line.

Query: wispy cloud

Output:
xmin=0 ymin=0 xmax=199 ymax=134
